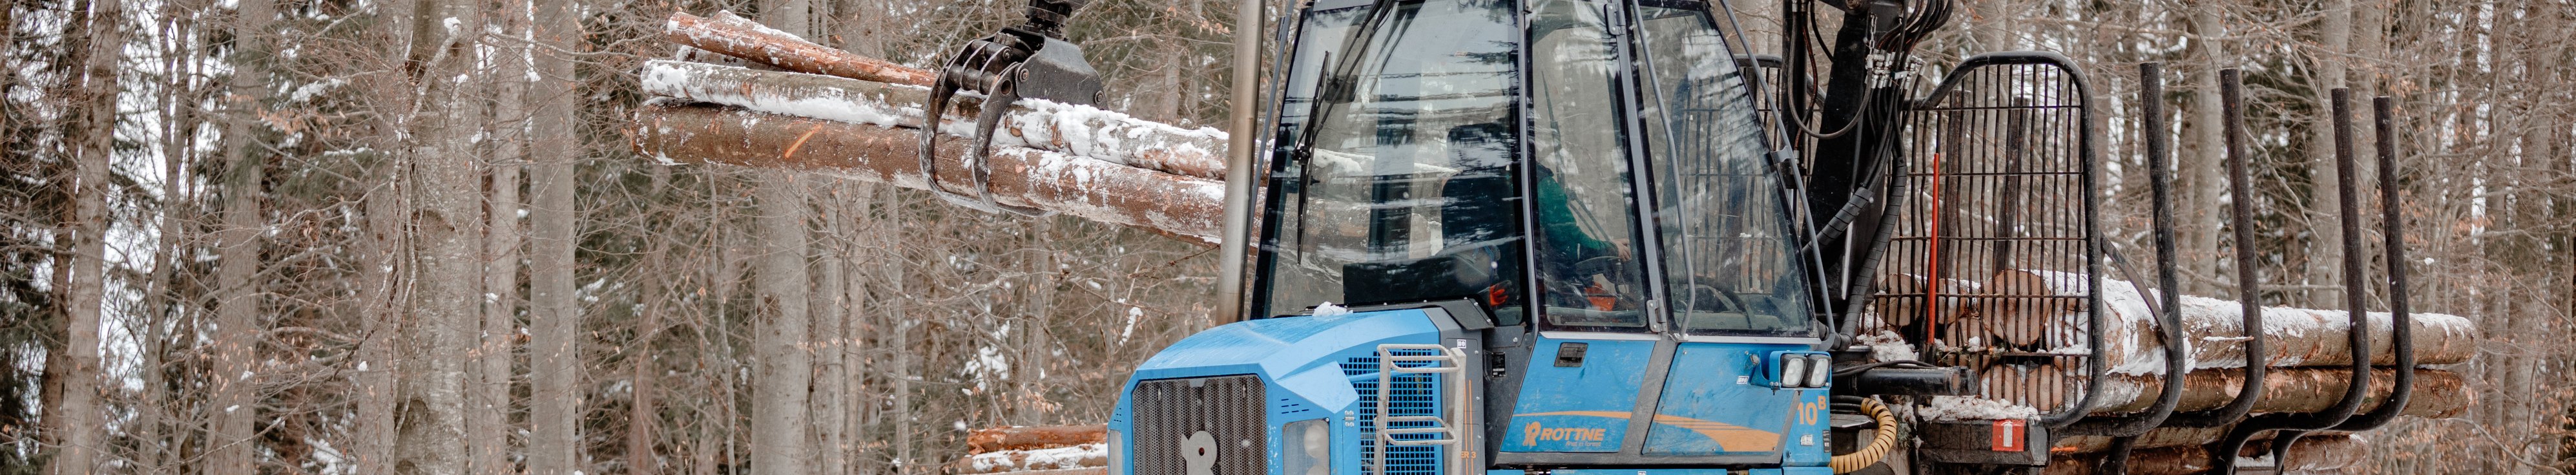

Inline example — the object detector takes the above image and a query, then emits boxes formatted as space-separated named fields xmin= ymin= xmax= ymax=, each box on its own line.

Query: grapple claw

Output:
xmin=914 ymin=0 xmax=1101 ymax=217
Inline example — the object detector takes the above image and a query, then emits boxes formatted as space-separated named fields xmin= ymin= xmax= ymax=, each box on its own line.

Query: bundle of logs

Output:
xmin=632 ymin=11 xmax=1232 ymax=244
xmin=1872 ymin=269 xmax=2476 ymax=465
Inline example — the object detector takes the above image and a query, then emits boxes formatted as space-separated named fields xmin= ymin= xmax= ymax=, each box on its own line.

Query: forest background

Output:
xmin=0 ymin=0 xmax=2567 ymax=473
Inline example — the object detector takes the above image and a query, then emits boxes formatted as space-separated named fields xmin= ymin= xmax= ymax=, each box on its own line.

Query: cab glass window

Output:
xmin=1633 ymin=3 xmax=1813 ymax=337
xmin=1254 ymin=0 xmax=1527 ymax=321
xmin=1529 ymin=0 xmax=1652 ymax=332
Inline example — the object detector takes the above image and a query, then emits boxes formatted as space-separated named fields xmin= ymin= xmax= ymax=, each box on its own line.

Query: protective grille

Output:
xmin=1342 ymin=352 xmax=1444 ymax=475
xmin=1871 ymin=55 xmax=2101 ymax=421
xmin=1131 ymin=375 xmax=1269 ymax=475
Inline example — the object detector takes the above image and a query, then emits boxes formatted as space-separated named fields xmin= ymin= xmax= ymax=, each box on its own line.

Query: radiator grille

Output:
xmin=1342 ymin=351 xmax=1443 ymax=475
xmin=1132 ymin=375 xmax=1268 ymax=475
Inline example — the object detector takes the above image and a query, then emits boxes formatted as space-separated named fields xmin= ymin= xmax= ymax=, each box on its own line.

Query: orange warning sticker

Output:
xmin=1991 ymin=419 xmax=2025 ymax=452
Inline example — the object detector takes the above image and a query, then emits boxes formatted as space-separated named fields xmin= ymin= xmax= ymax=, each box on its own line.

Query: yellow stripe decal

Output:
xmin=1516 ymin=411 xmax=1782 ymax=452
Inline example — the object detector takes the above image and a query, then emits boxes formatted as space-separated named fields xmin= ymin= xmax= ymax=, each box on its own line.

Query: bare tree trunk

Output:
xmin=528 ymin=0 xmax=586 ymax=470
xmin=355 ymin=153 xmax=406 ymax=475
xmin=2301 ymin=0 xmax=2354 ymax=307
xmin=47 ymin=1 xmax=122 ymax=473
xmin=399 ymin=0 xmax=484 ymax=470
xmin=471 ymin=2 xmax=528 ymax=469
xmin=209 ymin=1 xmax=272 ymax=472
xmin=751 ymin=161 xmax=819 ymax=475
xmin=814 ymin=189 xmax=851 ymax=475
xmin=2179 ymin=1 xmax=2225 ymax=296
xmin=888 ymin=187 xmax=915 ymax=474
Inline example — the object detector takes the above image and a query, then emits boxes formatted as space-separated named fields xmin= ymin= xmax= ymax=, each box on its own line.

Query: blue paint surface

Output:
xmin=1500 ymin=335 xmax=1654 ymax=452
xmin=1550 ymin=469 xmax=1732 ymax=475
xmin=1108 ymin=309 xmax=1447 ymax=475
xmin=1641 ymin=343 xmax=1826 ymax=462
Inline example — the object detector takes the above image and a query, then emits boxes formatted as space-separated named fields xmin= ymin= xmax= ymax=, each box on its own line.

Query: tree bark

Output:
xmin=2180 ymin=1 xmax=2227 ymax=297
xmin=469 ymin=4 xmax=528 ymax=474
xmin=211 ymin=1 xmax=272 ymax=473
xmin=47 ymin=1 xmax=122 ymax=473
xmin=2300 ymin=0 xmax=2354 ymax=308
xmin=528 ymin=0 xmax=585 ymax=471
xmin=814 ymin=189 xmax=851 ymax=475
xmin=638 ymin=59 xmax=1229 ymax=180
xmin=398 ymin=0 xmax=483 ymax=471
xmin=749 ymin=5 xmax=820 ymax=473
xmin=630 ymin=104 xmax=1227 ymax=244
xmin=663 ymin=11 xmax=933 ymax=86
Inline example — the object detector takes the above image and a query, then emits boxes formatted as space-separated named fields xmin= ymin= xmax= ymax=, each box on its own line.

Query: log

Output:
xmin=663 ymin=11 xmax=935 ymax=86
xmin=2085 ymin=367 xmax=2470 ymax=418
xmin=950 ymin=443 xmax=1108 ymax=474
xmin=638 ymin=59 xmax=1230 ymax=180
xmin=2045 ymin=435 xmax=2370 ymax=474
xmin=1980 ymin=269 xmax=2090 ymax=347
xmin=1967 ymin=269 xmax=2475 ymax=374
xmin=968 ymin=425 xmax=1108 ymax=454
xmin=632 ymin=103 xmax=1225 ymax=244
xmin=1872 ymin=274 xmax=1980 ymax=328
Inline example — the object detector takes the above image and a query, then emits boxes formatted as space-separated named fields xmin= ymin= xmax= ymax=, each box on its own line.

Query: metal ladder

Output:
xmin=1371 ymin=344 xmax=1470 ymax=475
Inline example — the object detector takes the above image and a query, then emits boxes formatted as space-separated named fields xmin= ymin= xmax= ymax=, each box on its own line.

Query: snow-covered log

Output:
xmin=663 ymin=11 xmax=935 ymax=86
xmin=638 ymin=59 xmax=1230 ymax=180
xmin=2086 ymin=367 xmax=2470 ymax=417
xmin=631 ymin=103 xmax=1227 ymax=244
xmin=968 ymin=425 xmax=1107 ymax=454
xmin=951 ymin=443 xmax=1106 ymax=474
xmin=1962 ymin=269 xmax=2475 ymax=375
xmin=2046 ymin=435 xmax=2369 ymax=474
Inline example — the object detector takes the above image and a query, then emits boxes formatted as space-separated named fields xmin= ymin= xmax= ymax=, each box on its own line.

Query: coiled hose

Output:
xmin=1831 ymin=397 xmax=1899 ymax=474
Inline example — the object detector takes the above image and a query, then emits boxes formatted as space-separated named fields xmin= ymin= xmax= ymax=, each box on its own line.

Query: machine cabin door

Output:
xmin=1495 ymin=0 xmax=1825 ymax=466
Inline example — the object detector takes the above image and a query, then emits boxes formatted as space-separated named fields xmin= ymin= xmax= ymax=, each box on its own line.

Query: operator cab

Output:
xmin=1245 ymin=0 xmax=1832 ymax=468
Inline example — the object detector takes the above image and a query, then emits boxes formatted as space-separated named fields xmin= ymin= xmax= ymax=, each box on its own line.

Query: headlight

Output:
xmin=1778 ymin=353 xmax=1809 ymax=388
xmin=1107 ymin=428 xmax=1128 ymax=474
xmin=1803 ymin=354 xmax=1833 ymax=388
xmin=1282 ymin=419 xmax=1330 ymax=475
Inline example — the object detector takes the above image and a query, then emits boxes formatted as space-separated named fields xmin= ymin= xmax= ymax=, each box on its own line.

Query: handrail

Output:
xmin=1372 ymin=344 xmax=1466 ymax=475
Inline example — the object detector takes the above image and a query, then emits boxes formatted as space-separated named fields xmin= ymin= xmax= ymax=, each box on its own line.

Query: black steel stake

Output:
xmin=2213 ymin=88 xmax=2376 ymax=473
xmin=2168 ymin=69 xmax=2268 ymax=432
xmin=2332 ymin=96 xmax=2416 ymax=432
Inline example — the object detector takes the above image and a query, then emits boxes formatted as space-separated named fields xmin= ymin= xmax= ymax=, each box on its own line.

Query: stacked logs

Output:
xmin=952 ymin=425 xmax=1109 ymax=474
xmin=1866 ymin=269 xmax=2477 ymax=461
xmin=632 ymin=12 xmax=1232 ymax=244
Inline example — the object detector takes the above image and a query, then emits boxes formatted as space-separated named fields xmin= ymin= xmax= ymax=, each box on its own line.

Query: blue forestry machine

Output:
xmin=911 ymin=0 xmax=2425 ymax=472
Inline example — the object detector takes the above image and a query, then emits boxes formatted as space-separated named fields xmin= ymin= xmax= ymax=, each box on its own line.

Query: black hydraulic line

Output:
xmin=1834 ymin=154 xmax=1905 ymax=339
xmin=2332 ymin=96 xmax=2415 ymax=432
xmin=2084 ymin=64 xmax=2191 ymax=475
xmin=2165 ymin=68 xmax=2267 ymax=430
xmin=2211 ymin=89 xmax=2374 ymax=473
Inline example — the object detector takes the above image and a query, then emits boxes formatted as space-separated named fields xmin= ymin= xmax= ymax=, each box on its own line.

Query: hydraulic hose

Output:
xmin=1832 ymin=397 xmax=1899 ymax=474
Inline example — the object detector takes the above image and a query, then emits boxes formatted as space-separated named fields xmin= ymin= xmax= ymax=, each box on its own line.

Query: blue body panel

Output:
xmin=1109 ymin=309 xmax=1449 ymax=475
xmin=1500 ymin=336 xmax=1655 ymax=452
xmin=1644 ymin=343 xmax=1804 ymax=457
